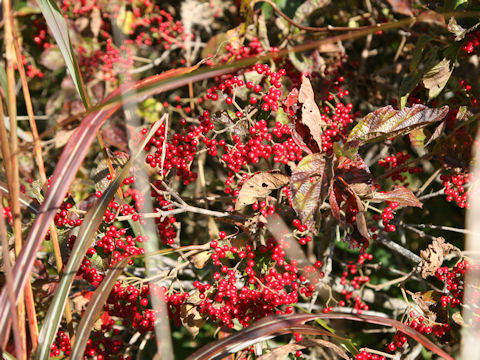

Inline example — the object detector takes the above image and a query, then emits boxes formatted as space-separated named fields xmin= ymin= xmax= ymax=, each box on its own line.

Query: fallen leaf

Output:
xmin=236 ymin=171 xmax=289 ymax=210
xmin=420 ymin=237 xmax=453 ymax=278
xmin=298 ymin=75 xmax=326 ymax=148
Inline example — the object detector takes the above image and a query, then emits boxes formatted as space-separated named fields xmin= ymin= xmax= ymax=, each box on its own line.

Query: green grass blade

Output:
xmin=34 ymin=117 xmax=164 ymax=360
xmin=37 ymin=0 xmax=90 ymax=108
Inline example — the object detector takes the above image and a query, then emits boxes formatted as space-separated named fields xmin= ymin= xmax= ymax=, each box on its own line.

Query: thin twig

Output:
xmin=405 ymin=223 xmax=475 ymax=236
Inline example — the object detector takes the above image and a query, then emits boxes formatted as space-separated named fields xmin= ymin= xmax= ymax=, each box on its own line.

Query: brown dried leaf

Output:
xmin=258 ymin=343 xmax=305 ymax=360
xmin=180 ymin=292 xmax=208 ymax=338
xmin=191 ymin=251 xmax=211 ymax=269
xmin=40 ymin=46 xmax=66 ymax=71
xmin=90 ymin=7 xmax=102 ymax=37
xmin=299 ymin=75 xmax=326 ymax=148
xmin=300 ymin=339 xmax=349 ymax=360
xmin=370 ymin=186 xmax=422 ymax=208
xmin=422 ymin=58 xmax=452 ymax=100
xmin=236 ymin=171 xmax=289 ymax=210
xmin=387 ymin=0 xmax=413 ymax=17
xmin=420 ymin=237 xmax=452 ymax=278
xmin=417 ymin=10 xmax=446 ymax=26
xmin=411 ymin=290 xmax=448 ymax=324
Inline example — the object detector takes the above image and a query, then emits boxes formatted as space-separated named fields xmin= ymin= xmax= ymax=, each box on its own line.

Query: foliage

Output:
xmin=0 ymin=0 xmax=480 ymax=359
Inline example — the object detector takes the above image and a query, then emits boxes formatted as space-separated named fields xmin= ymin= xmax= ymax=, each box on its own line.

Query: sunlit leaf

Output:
xmin=347 ymin=104 xmax=449 ymax=144
xmin=290 ymin=153 xmax=330 ymax=232
xmin=370 ymin=185 xmax=423 ymax=207
xmin=236 ymin=171 xmax=289 ymax=210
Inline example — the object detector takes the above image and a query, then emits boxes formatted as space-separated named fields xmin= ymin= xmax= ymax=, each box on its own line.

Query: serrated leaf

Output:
xmin=236 ymin=171 xmax=289 ymax=210
xmin=410 ymin=35 xmax=433 ymax=72
xmin=290 ymin=153 xmax=329 ymax=231
xmin=370 ymin=185 xmax=423 ymax=207
xmin=347 ymin=104 xmax=449 ymax=144
xmin=422 ymin=58 xmax=452 ymax=100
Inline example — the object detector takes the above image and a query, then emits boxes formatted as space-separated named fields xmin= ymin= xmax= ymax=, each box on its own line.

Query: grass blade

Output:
xmin=34 ymin=117 xmax=164 ymax=360
xmin=36 ymin=0 xmax=90 ymax=108
xmin=187 ymin=313 xmax=454 ymax=360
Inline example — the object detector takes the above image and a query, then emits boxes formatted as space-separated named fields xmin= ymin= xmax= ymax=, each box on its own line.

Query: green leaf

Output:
xmin=290 ymin=153 xmax=330 ymax=232
xmin=37 ymin=0 xmax=90 ymax=108
xmin=347 ymin=104 xmax=449 ymax=145
xmin=34 ymin=118 xmax=165 ymax=360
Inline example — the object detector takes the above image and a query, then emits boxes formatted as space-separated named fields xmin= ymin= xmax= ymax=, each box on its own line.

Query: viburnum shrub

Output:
xmin=1 ymin=1 xmax=480 ymax=359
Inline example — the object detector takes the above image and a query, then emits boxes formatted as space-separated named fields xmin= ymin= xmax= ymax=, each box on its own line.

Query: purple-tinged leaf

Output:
xmin=347 ymin=104 xmax=449 ymax=144
xmin=290 ymin=153 xmax=330 ymax=232
xmin=187 ymin=313 xmax=454 ymax=360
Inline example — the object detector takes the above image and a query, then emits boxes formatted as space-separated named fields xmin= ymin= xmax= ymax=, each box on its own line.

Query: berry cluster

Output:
xmin=440 ymin=172 xmax=470 ymax=208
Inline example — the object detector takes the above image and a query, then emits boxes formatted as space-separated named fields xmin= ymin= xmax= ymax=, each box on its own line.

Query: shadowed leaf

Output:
xmin=422 ymin=58 xmax=453 ymax=100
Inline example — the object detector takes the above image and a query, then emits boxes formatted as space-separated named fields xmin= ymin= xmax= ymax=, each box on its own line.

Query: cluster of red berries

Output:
xmin=462 ymin=30 xmax=480 ymax=54
xmin=356 ymin=350 xmax=386 ymax=360
xmin=435 ymin=261 xmax=471 ymax=308
xmin=440 ymin=172 xmax=470 ymax=208
xmin=338 ymin=253 xmax=372 ymax=314
xmin=378 ymin=152 xmax=421 ymax=184
xmin=50 ymin=330 xmax=71 ymax=357
xmin=127 ymin=8 xmax=185 ymax=50
xmin=380 ymin=200 xmax=399 ymax=233
xmin=159 ymin=236 xmax=319 ymax=329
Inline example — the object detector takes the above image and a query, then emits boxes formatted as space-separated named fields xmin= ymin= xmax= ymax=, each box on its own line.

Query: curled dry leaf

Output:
xmin=180 ymin=291 xmax=209 ymax=338
xmin=347 ymin=104 xmax=449 ymax=144
xmin=290 ymin=153 xmax=330 ymax=233
xmin=298 ymin=75 xmax=327 ymax=148
xmin=235 ymin=171 xmax=290 ymax=210
xmin=420 ymin=237 xmax=453 ymax=278
xmin=370 ymin=185 xmax=422 ymax=208
xmin=422 ymin=58 xmax=453 ymax=100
